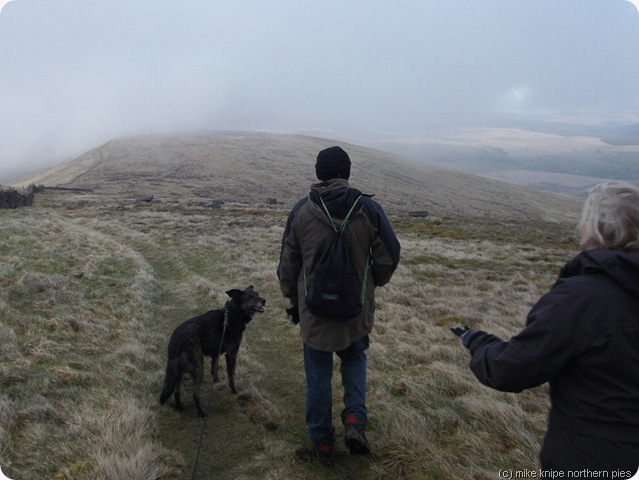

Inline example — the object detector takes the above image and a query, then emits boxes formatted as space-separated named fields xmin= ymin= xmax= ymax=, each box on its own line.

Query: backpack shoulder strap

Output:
xmin=318 ymin=196 xmax=338 ymax=233
xmin=318 ymin=195 xmax=362 ymax=234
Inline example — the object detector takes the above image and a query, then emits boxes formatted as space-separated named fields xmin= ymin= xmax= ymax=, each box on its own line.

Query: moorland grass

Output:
xmin=0 ymin=189 xmax=578 ymax=479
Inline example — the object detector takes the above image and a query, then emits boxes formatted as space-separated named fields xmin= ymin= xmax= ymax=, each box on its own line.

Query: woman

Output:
xmin=452 ymin=181 xmax=639 ymax=473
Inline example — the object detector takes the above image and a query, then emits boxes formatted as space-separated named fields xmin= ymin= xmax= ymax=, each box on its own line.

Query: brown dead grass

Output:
xmin=0 ymin=184 xmax=577 ymax=479
xmin=1 ymin=135 xmax=581 ymax=478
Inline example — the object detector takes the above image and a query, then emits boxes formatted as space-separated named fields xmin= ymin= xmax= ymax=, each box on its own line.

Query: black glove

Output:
xmin=286 ymin=305 xmax=300 ymax=325
xmin=450 ymin=326 xmax=479 ymax=348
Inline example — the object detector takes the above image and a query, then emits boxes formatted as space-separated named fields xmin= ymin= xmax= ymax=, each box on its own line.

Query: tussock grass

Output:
xmin=0 ymin=188 xmax=576 ymax=479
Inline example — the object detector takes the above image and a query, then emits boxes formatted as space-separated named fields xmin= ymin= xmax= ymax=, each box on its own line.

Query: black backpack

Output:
xmin=305 ymin=195 xmax=369 ymax=320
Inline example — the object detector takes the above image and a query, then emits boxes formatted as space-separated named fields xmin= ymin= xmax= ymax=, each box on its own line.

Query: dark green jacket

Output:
xmin=278 ymin=179 xmax=400 ymax=351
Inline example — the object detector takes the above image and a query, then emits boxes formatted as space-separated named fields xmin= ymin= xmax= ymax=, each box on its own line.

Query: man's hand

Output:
xmin=286 ymin=305 xmax=300 ymax=325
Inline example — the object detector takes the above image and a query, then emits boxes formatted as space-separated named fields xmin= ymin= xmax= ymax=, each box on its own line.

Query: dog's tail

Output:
xmin=159 ymin=358 xmax=180 ymax=404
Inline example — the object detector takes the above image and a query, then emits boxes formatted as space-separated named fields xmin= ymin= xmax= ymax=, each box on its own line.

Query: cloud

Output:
xmin=497 ymin=86 xmax=533 ymax=113
xmin=1 ymin=0 xmax=638 ymax=177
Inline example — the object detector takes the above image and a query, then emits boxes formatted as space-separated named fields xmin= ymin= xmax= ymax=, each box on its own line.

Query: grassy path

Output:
xmin=125 ymin=205 xmax=385 ymax=479
xmin=2 ymin=193 xmax=563 ymax=479
xmin=86 ymin=201 xmax=557 ymax=479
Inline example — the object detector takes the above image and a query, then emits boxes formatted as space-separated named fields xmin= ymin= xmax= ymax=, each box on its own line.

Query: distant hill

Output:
xmin=15 ymin=131 xmax=582 ymax=222
xmin=373 ymin=124 xmax=639 ymax=197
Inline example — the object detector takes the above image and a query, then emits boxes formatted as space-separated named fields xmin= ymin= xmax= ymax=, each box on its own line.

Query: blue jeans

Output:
xmin=303 ymin=336 xmax=369 ymax=443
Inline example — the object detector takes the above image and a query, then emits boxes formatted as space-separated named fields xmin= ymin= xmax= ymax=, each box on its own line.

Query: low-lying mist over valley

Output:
xmin=366 ymin=120 xmax=639 ymax=198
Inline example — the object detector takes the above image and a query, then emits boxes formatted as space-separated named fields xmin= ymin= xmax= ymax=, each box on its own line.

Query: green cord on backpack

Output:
xmin=304 ymin=195 xmax=370 ymax=320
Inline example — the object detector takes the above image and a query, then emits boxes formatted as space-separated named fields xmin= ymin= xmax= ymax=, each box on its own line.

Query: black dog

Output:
xmin=159 ymin=286 xmax=266 ymax=417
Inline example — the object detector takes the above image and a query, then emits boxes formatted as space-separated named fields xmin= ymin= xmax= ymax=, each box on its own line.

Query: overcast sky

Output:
xmin=1 ymin=0 xmax=639 ymax=177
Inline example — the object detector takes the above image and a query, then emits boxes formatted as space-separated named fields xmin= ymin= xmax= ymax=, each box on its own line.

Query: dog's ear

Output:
xmin=226 ymin=289 xmax=243 ymax=301
xmin=248 ymin=285 xmax=254 ymax=290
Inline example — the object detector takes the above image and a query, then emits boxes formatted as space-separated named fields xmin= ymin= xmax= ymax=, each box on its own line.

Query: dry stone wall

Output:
xmin=0 ymin=184 xmax=44 ymax=209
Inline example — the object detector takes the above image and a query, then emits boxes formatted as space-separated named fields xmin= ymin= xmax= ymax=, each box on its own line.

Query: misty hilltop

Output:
xmin=15 ymin=131 xmax=582 ymax=222
xmin=1 ymin=1 xmax=638 ymax=174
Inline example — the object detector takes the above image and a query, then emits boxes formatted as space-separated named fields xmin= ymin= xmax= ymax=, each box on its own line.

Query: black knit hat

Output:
xmin=315 ymin=146 xmax=351 ymax=180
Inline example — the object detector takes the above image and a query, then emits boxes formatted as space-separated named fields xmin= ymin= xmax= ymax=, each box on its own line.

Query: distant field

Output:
xmin=372 ymin=126 xmax=639 ymax=197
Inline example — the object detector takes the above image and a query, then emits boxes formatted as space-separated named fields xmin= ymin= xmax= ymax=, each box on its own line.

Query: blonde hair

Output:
xmin=577 ymin=181 xmax=639 ymax=251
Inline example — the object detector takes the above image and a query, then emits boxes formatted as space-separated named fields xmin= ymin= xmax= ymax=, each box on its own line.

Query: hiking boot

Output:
xmin=343 ymin=413 xmax=371 ymax=455
xmin=312 ymin=439 xmax=335 ymax=466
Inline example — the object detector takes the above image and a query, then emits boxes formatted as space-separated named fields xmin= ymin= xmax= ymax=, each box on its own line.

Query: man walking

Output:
xmin=277 ymin=146 xmax=400 ymax=464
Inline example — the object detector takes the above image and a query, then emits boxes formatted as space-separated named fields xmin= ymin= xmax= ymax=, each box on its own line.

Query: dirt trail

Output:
xmin=142 ymin=233 xmax=305 ymax=479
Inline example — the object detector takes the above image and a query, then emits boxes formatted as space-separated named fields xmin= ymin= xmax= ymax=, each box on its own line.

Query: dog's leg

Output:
xmin=193 ymin=359 xmax=207 ymax=417
xmin=174 ymin=372 xmax=183 ymax=411
xmin=211 ymin=354 xmax=221 ymax=383
xmin=225 ymin=347 xmax=238 ymax=394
